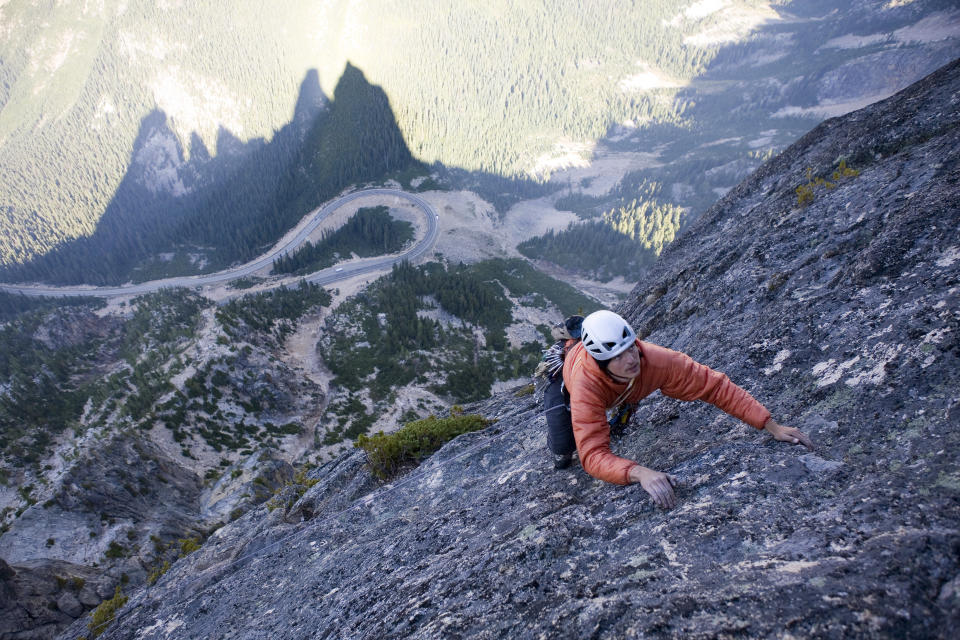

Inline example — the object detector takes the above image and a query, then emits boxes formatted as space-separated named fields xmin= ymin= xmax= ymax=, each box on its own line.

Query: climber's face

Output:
xmin=606 ymin=344 xmax=641 ymax=380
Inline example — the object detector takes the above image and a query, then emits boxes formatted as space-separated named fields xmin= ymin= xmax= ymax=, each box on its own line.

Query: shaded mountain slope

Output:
xmin=2 ymin=64 xmax=418 ymax=286
xmin=57 ymin=60 xmax=960 ymax=639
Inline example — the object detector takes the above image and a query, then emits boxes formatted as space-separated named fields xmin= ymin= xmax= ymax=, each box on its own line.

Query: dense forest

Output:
xmin=0 ymin=0 xmax=718 ymax=283
xmin=319 ymin=258 xmax=599 ymax=439
xmin=0 ymin=63 xmax=415 ymax=285
xmin=520 ymin=182 xmax=689 ymax=280
xmin=350 ymin=0 xmax=708 ymax=175
xmin=271 ymin=206 xmax=414 ymax=275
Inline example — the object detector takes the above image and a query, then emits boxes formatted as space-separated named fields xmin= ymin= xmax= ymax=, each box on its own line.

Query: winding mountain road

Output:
xmin=0 ymin=188 xmax=439 ymax=299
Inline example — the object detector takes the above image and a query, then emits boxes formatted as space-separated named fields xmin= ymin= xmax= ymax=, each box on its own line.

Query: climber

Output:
xmin=548 ymin=309 xmax=813 ymax=509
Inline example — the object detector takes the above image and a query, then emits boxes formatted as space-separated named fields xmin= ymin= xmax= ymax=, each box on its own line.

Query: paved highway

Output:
xmin=0 ymin=188 xmax=439 ymax=299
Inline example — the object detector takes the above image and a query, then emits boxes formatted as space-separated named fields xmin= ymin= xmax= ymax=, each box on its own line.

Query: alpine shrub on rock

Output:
xmin=354 ymin=413 xmax=491 ymax=480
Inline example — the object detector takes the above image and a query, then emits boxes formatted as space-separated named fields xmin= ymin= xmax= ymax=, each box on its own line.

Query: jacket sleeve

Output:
xmin=657 ymin=349 xmax=771 ymax=429
xmin=569 ymin=382 xmax=636 ymax=485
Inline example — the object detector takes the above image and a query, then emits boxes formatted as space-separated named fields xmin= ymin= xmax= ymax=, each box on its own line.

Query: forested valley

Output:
xmin=0 ymin=65 xmax=415 ymax=286
xmin=0 ymin=0 xmax=736 ymax=285
xmin=271 ymin=206 xmax=414 ymax=276
xmin=3 ymin=1 xmax=952 ymax=285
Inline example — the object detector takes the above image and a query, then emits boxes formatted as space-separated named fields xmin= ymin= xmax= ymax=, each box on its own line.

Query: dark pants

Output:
xmin=544 ymin=377 xmax=576 ymax=456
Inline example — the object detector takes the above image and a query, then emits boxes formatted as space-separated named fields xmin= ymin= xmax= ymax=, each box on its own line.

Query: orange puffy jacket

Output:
xmin=562 ymin=339 xmax=771 ymax=485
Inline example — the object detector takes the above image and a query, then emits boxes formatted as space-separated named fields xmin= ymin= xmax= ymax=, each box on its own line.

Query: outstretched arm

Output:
xmin=763 ymin=418 xmax=815 ymax=450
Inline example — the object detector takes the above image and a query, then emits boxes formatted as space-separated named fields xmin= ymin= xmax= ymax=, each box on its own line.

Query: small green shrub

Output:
xmin=795 ymin=182 xmax=815 ymax=206
xmin=292 ymin=467 xmax=319 ymax=488
xmin=514 ymin=383 xmax=535 ymax=397
xmin=87 ymin=586 xmax=128 ymax=637
xmin=146 ymin=560 xmax=170 ymax=585
xmin=831 ymin=158 xmax=860 ymax=181
xmin=354 ymin=413 xmax=492 ymax=481
xmin=266 ymin=467 xmax=320 ymax=512
xmin=795 ymin=160 xmax=859 ymax=207
xmin=178 ymin=537 xmax=201 ymax=556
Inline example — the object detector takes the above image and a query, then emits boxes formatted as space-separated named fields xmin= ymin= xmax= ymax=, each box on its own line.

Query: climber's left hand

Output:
xmin=763 ymin=418 xmax=814 ymax=450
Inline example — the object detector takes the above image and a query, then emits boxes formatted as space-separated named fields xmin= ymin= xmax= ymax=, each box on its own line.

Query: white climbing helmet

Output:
xmin=580 ymin=310 xmax=637 ymax=361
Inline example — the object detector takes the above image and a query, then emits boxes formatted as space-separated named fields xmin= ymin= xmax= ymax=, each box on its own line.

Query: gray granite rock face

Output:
xmin=56 ymin=60 xmax=960 ymax=639
xmin=1 ymin=436 xmax=205 ymax=569
xmin=0 ymin=558 xmax=115 ymax=640
xmin=0 ymin=434 xmax=296 ymax=640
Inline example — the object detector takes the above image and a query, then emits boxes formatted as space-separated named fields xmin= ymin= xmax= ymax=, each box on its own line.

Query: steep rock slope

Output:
xmin=59 ymin=60 xmax=960 ymax=639
xmin=0 ymin=292 xmax=328 ymax=639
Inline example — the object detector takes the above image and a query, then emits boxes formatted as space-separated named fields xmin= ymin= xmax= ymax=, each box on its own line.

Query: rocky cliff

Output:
xmin=44 ymin=57 xmax=960 ymax=639
xmin=0 ymin=293 xmax=325 ymax=640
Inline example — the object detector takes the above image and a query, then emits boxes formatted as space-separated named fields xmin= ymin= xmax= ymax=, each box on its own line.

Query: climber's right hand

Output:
xmin=629 ymin=465 xmax=677 ymax=509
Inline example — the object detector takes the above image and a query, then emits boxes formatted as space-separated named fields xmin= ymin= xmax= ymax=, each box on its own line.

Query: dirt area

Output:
xmin=424 ymin=143 xmax=663 ymax=266
xmin=527 ymin=141 xmax=663 ymax=193
xmin=281 ymin=312 xmax=332 ymax=390
xmin=95 ymin=295 xmax=137 ymax=317
xmin=675 ymin=0 xmax=781 ymax=47
xmin=771 ymin=93 xmax=899 ymax=119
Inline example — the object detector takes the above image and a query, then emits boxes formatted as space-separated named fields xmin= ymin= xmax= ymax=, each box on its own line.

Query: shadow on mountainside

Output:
xmin=7 ymin=0 xmax=958 ymax=288
xmin=0 ymin=68 xmax=326 ymax=286
xmin=1 ymin=61 xmax=556 ymax=287
xmin=0 ymin=65 xmax=407 ymax=286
